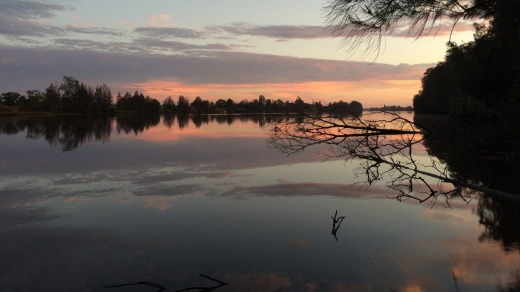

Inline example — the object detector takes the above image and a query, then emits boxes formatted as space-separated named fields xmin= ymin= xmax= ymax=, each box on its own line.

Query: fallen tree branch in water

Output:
xmin=174 ymin=274 xmax=229 ymax=292
xmin=267 ymin=112 xmax=519 ymax=205
xmin=104 ymin=281 xmax=166 ymax=291
xmin=104 ymin=274 xmax=228 ymax=292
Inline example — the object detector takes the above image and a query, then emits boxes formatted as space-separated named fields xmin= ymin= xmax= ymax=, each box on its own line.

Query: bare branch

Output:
xmin=267 ymin=112 xmax=519 ymax=206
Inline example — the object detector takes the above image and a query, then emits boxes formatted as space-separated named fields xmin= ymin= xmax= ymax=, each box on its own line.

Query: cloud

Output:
xmin=0 ymin=46 xmax=429 ymax=107
xmin=0 ymin=16 xmax=63 ymax=37
xmin=0 ymin=0 xmax=69 ymax=19
xmin=390 ymin=20 xmax=477 ymax=38
xmin=225 ymin=182 xmax=387 ymax=199
xmin=373 ymin=230 xmax=520 ymax=290
xmin=0 ymin=187 xmax=63 ymax=225
xmin=0 ymin=0 xmax=70 ymax=38
xmin=65 ymin=26 xmax=124 ymax=37
xmin=53 ymin=38 xmax=115 ymax=50
xmin=137 ymin=21 xmax=469 ymax=46
xmin=0 ymin=46 xmax=430 ymax=92
xmin=132 ymin=38 xmax=235 ymax=52
xmin=133 ymin=184 xmax=203 ymax=197
xmin=135 ymin=27 xmax=205 ymax=39
xmin=148 ymin=13 xmax=174 ymax=27
xmin=214 ymin=23 xmax=332 ymax=40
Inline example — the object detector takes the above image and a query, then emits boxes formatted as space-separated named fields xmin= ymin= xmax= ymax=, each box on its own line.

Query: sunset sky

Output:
xmin=0 ymin=0 xmax=477 ymax=107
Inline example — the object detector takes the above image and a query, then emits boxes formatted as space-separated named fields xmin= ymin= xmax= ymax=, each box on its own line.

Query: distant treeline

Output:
xmin=0 ymin=76 xmax=363 ymax=116
xmin=367 ymin=105 xmax=413 ymax=111
xmin=163 ymin=95 xmax=362 ymax=116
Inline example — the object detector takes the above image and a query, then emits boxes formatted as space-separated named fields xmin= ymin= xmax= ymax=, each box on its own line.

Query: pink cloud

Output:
xmin=148 ymin=13 xmax=173 ymax=27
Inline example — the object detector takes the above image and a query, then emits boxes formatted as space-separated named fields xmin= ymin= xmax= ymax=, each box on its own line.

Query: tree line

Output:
xmin=162 ymin=95 xmax=362 ymax=116
xmin=0 ymin=76 xmax=363 ymax=116
xmin=366 ymin=105 xmax=413 ymax=112
xmin=1 ymin=77 xmax=114 ymax=114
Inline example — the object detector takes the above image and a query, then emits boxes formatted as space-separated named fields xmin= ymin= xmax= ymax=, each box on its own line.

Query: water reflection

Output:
xmin=269 ymin=112 xmax=519 ymax=195
xmin=1 ymin=113 xmax=520 ymax=291
xmin=104 ymin=274 xmax=228 ymax=291
xmin=267 ymin=112 xmax=477 ymax=204
xmin=116 ymin=114 xmax=160 ymax=135
xmin=415 ymin=115 xmax=520 ymax=196
xmin=267 ymin=112 xmax=520 ymax=253
xmin=0 ymin=114 xmax=290 ymax=152
xmin=0 ymin=116 xmax=111 ymax=151
xmin=415 ymin=115 xmax=520 ymax=254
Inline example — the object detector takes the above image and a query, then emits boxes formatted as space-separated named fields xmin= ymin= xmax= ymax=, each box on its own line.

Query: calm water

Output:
xmin=1 ymin=113 xmax=519 ymax=291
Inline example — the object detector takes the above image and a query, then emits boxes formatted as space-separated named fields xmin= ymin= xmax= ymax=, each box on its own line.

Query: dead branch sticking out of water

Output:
xmin=331 ymin=210 xmax=346 ymax=241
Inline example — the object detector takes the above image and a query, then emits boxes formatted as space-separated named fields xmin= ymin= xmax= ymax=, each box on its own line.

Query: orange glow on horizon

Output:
xmin=119 ymin=79 xmax=422 ymax=107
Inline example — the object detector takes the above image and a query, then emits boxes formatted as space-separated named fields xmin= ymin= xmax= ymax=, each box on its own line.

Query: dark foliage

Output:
xmin=410 ymin=0 xmax=520 ymax=129
xmin=159 ymin=95 xmax=363 ymax=116
xmin=116 ymin=91 xmax=160 ymax=115
xmin=0 ymin=77 xmax=114 ymax=114
xmin=326 ymin=0 xmax=520 ymax=133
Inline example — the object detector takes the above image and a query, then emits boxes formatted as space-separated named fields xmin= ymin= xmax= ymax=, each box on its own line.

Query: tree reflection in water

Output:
xmin=268 ymin=112 xmax=520 ymax=202
xmin=116 ymin=114 xmax=160 ymax=135
xmin=0 ymin=116 xmax=112 ymax=151
xmin=2 ymin=113 xmax=520 ymax=290
xmin=415 ymin=115 xmax=520 ymax=255
xmin=104 ymin=274 xmax=228 ymax=292
xmin=270 ymin=112 xmax=488 ymax=205
xmin=267 ymin=112 xmax=520 ymax=259
xmin=0 ymin=114 xmax=161 ymax=151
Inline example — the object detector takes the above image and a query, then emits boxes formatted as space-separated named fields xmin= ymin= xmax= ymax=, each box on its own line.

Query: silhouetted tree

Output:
xmin=177 ymin=95 xmax=191 ymax=114
xmin=215 ymin=99 xmax=227 ymax=113
xmin=162 ymin=96 xmax=177 ymax=114
xmin=25 ymin=90 xmax=45 ymax=111
xmin=225 ymin=98 xmax=236 ymax=114
xmin=326 ymin=0 xmax=520 ymax=132
xmin=94 ymin=84 xmax=113 ymax=114
xmin=116 ymin=91 xmax=160 ymax=115
xmin=328 ymin=100 xmax=350 ymax=115
xmin=293 ymin=96 xmax=305 ymax=113
xmin=191 ymin=96 xmax=204 ymax=114
xmin=44 ymin=82 xmax=61 ymax=112
xmin=0 ymin=92 xmax=24 ymax=106
xmin=349 ymin=100 xmax=363 ymax=116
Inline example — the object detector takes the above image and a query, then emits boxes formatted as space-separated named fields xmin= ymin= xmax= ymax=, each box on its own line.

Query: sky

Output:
xmin=0 ymin=0 xmax=477 ymax=107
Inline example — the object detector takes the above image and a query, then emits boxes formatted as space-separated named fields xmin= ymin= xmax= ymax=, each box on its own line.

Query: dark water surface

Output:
xmin=1 ymin=113 xmax=519 ymax=291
